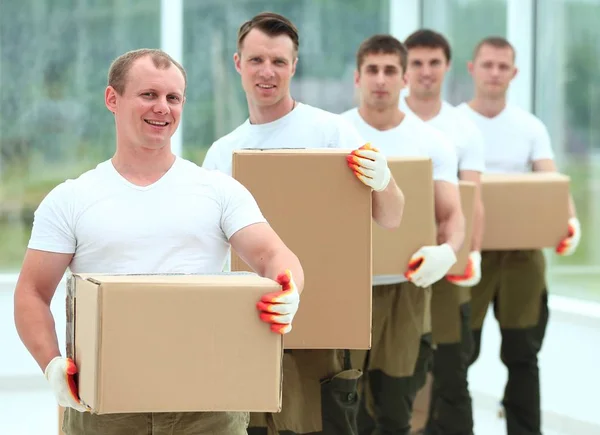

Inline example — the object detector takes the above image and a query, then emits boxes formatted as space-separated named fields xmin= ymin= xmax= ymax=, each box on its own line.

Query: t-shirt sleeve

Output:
xmin=431 ymin=132 xmax=459 ymax=184
xmin=531 ymin=118 xmax=555 ymax=162
xmin=27 ymin=182 xmax=77 ymax=254
xmin=218 ymin=174 xmax=268 ymax=239
xmin=329 ymin=115 xmax=365 ymax=149
xmin=458 ymin=119 xmax=486 ymax=172
xmin=201 ymin=142 xmax=220 ymax=171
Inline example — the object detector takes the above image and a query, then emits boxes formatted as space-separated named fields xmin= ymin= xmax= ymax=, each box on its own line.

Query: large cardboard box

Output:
xmin=372 ymin=157 xmax=436 ymax=276
xmin=481 ymin=173 xmax=570 ymax=250
xmin=231 ymin=149 xmax=373 ymax=350
xmin=67 ymin=273 xmax=283 ymax=414
xmin=448 ymin=181 xmax=477 ymax=275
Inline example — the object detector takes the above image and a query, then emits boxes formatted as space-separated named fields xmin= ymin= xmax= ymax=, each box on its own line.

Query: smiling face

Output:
xmin=234 ymin=28 xmax=297 ymax=109
xmin=105 ymin=55 xmax=185 ymax=152
xmin=405 ymin=46 xmax=449 ymax=99
xmin=355 ymin=52 xmax=406 ymax=110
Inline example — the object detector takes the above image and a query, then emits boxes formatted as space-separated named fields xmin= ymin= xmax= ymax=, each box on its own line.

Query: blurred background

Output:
xmin=1 ymin=0 xmax=599 ymax=434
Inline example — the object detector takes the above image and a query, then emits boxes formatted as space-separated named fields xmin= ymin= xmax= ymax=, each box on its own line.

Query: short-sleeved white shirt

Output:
xmin=28 ymin=157 xmax=266 ymax=274
xmin=203 ymin=102 xmax=364 ymax=176
xmin=340 ymin=108 xmax=459 ymax=286
xmin=456 ymin=103 xmax=554 ymax=174
xmin=400 ymin=98 xmax=485 ymax=173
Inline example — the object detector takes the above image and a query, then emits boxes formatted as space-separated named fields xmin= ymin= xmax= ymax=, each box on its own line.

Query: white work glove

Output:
xmin=346 ymin=143 xmax=391 ymax=192
xmin=556 ymin=217 xmax=581 ymax=256
xmin=446 ymin=251 xmax=482 ymax=287
xmin=45 ymin=356 xmax=89 ymax=412
xmin=404 ymin=243 xmax=457 ymax=288
xmin=256 ymin=269 xmax=300 ymax=334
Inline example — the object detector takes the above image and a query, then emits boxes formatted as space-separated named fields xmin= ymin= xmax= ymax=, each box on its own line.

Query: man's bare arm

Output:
xmin=230 ymin=222 xmax=304 ymax=293
xmin=14 ymin=249 xmax=72 ymax=372
xmin=372 ymin=175 xmax=404 ymax=230
xmin=434 ymin=181 xmax=465 ymax=254
xmin=459 ymin=170 xmax=484 ymax=252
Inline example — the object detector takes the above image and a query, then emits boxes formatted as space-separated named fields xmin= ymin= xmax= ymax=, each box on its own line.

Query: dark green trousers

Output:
xmin=248 ymin=349 xmax=361 ymax=435
xmin=469 ymin=250 xmax=549 ymax=435
xmin=424 ymin=301 xmax=474 ymax=435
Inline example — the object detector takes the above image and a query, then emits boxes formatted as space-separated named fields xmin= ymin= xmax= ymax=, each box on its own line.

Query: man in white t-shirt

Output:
xmin=202 ymin=12 xmax=405 ymax=435
xmin=457 ymin=37 xmax=581 ymax=435
xmin=340 ymin=34 xmax=465 ymax=435
xmin=400 ymin=29 xmax=486 ymax=435
xmin=13 ymin=49 xmax=305 ymax=435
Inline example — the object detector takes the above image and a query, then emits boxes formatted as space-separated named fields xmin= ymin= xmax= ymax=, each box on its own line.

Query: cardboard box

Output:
xmin=231 ymin=149 xmax=373 ymax=350
xmin=448 ymin=181 xmax=477 ymax=274
xmin=372 ymin=157 xmax=436 ymax=276
xmin=67 ymin=273 xmax=283 ymax=414
xmin=481 ymin=173 xmax=570 ymax=250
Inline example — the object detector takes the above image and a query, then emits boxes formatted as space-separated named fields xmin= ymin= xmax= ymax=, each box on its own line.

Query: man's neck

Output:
xmin=468 ymin=95 xmax=507 ymax=118
xmin=358 ymin=104 xmax=404 ymax=131
xmin=112 ymin=144 xmax=176 ymax=186
xmin=248 ymin=95 xmax=296 ymax=125
xmin=405 ymin=94 xmax=442 ymax=122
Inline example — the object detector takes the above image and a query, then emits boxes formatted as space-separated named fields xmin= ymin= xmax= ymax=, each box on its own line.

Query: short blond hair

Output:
xmin=107 ymin=48 xmax=187 ymax=95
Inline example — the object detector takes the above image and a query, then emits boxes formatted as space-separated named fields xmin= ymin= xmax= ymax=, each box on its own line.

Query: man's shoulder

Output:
xmin=210 ymin=121 xmax=250 ymax=151
xmin=506 ymin=104 xmax=547 ymax=131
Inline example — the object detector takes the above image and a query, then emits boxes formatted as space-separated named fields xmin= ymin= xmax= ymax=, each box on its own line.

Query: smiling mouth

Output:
xmin=144 ymin=120 xmax=169 ymax=127
xmin=257 ymin=84 xmax=276 ymax=89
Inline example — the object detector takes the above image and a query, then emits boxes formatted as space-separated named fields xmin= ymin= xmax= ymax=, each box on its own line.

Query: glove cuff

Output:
xmin=44 ymin=356 xmax=62 ymax=380
xmin=440 ymin=243 xmax=457 ymax=263
xmin=470 ymin=251 xmax=482 ymax=264
xmin=374 ymin=167 xmax=391 ymax=192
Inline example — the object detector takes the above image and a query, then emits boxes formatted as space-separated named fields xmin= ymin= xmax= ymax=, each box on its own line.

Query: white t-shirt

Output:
xmin=28 ymin=157 xmax=266 ymax=274
xmin=340 ymin=108 xmax=459 ymax=286
xmin=456 ymin=103 xmax=554 ymax=173
xmin=203 ymin=102 xmax=364 ymax=176
xmin=400 ymin=97 xmax=485 ymax=173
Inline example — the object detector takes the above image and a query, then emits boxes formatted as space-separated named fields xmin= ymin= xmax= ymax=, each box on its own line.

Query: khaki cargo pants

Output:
xmin=425 ymin=280 xmax=474 ymax=435
xmin=351 ymin=282 xmax=433 ymax=435
xmin=63 ymin=408 xmax=249 ymax=434
xmin=248 ymin=349 xmax=362 ymax=435
xmin=469 ymin=250 xmax=549 ymax=435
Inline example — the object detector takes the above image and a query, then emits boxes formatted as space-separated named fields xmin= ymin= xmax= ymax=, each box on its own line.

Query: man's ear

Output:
xmin=105 ymin=86 xmax=118 ymax=114
xmin=234 ymin=52 xmax=242 ymax=74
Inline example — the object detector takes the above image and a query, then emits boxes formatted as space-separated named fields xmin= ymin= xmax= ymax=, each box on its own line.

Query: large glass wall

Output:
xmin=0 ymin=0 xmax=161 ymax=271
xmin=535 ymin=0 xmax=600 ymax=300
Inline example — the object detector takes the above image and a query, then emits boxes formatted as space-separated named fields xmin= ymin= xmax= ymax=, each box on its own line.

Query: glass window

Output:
xmin=0 ymin=0 xmax=161 ymax=272
xmin=181 ymin=0 xmax=390 ymax=164
xmin=535 ymin=0 xmax=600 ymax=301
xmin=422 ymin=0 xmax=508 ymax=105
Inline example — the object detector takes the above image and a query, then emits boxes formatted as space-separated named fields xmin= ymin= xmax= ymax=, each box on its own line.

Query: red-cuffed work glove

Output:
xmin=45 ymin=356 xmax=89 ymax=412
xmin=556 ymin=217 xmax=581 ymax=256
xmin=256 ymin=270 xmax=300 ymax=334
xmin=446 ymin=251 xmax=482 ymax=287
xmin=405 ymin=243 xmax=457 ymax=288
xmin=346 ymin=143 xmax=391 ymax=192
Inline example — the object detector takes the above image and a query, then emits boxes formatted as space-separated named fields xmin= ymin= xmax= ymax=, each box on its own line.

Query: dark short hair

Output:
xmin=237 ymin=12 xmax=299 ymax=54
xmin=473 ymin=36 xmax=515 ymax=61
xmin=356 ymin=34 xmax=407 ymax=72
xmin=108 ymin=48 xmax=187 ymax=95
xmin=404 ymin=29 xmax=452 ymax=62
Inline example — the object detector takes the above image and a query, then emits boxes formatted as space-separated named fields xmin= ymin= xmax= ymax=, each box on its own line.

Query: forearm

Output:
xmin=437 ymin=211 xmax=465 ymax=254
xmin=259 ymin=248 xmax=305 ymax=294
xmin=14 ymin=290 xmax=61 ymax=373
xmin=470 ymin=197 xmax=484 ymax=252
xmin=372 ymin=177 xmax=404 ymax=230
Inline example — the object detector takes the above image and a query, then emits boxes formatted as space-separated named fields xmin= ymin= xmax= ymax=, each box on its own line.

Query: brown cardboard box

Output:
xmin=231 ymin=149 xmax=373 ymax=350
xmin=481 ymin=173 xmax=570 ymax=250
xmin=68 ymin=273 xmax=283 ymax=414
xmin=372 ymin=157 xmax=436 ymax=276
xmin=448 ymin=181 xmax=477 ymax=275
